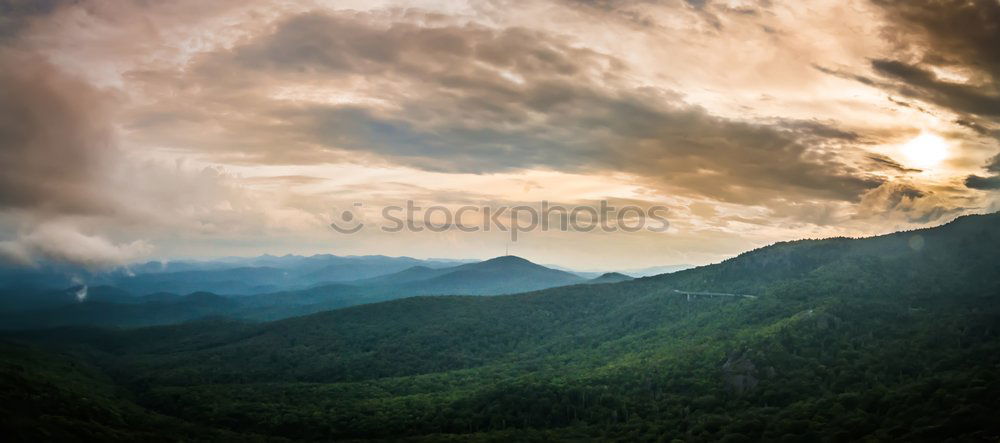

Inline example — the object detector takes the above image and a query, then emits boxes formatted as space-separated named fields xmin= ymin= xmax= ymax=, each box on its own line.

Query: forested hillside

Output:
xmin=3 ymin=213 xmax=1000 ymax=441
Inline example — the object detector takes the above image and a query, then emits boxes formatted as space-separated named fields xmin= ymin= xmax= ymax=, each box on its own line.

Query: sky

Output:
xmin=0 ymin=0 xmax=998 ymax=271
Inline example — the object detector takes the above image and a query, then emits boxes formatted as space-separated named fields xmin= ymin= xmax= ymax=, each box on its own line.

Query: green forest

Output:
xmin=3 ymin=213 xmax=1000 ymax=441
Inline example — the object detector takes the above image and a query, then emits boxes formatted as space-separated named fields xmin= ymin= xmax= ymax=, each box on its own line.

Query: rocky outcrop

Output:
xmin=722 ymin=349 xmax=759 ymax=394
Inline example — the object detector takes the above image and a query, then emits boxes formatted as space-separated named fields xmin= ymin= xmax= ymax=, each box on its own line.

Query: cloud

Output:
xmin=866 ymin=0 xmax=1000 ymax=193
xmin=871 ymin=59 xmax=1000 ymax=117
xmin=852 ymin=181 xmax=967 ymax=224
xmin=866 ymin=153 xmax=922 ymax=173
xmin=0 ymin=49 xmax=118 ymax=215
xmin=0 ymin=222 xmax=152 ymax=268
xmin=871 ymin=0 xmax=1000 ymax=76
xmin=0 ymin=3 xmax=327 ymax=267
xmin=965 ymin=175 xmax=1000 ymax=190
xmin=0 ymin=47 xmax=273 ymax=267
xmin=0 ymin=0 xmax=75 ymax=39
xmin=128 ymin=10 xmax=883 ymax=206
xmin=965 ymin=154 xmax=1000 ymax=190
xmin=0 ymin=0 xmax=993 ymax=268
xmin=867 ymin=0 xmax=1000 ymax=121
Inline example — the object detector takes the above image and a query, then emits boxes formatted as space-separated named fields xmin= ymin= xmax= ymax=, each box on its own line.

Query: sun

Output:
xmin=900 ymin=133 xmax=950 ymax=170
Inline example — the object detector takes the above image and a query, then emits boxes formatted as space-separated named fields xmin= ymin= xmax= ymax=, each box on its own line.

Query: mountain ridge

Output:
xmin=4 ymin=212 xmax=1000 ymax=440
xmin=0 ymin=255 xmax=590 ymax=328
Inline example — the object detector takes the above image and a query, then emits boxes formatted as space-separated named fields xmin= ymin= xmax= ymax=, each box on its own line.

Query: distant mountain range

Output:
xmin=0 ymin=255 xmax=476 ymax=296
xmin=0 ymin=255 xmax=591 ymax=328
xmin=111 ymin=255 xmax=476 ymax=295
xmin=0 ymin=239 xmax=697 ymax=331
xmin=1 ymin=252 xmax=690 ymax=299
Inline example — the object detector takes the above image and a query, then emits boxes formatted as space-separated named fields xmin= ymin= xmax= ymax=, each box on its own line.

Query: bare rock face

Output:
xmin=722 ymin=349 xmax=759 ymax=394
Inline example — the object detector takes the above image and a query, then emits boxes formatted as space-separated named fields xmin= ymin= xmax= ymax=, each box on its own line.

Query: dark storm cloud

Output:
xmin=965 ymin=154 xmax=1000 ymax=190
xmin=965 ymin=175 xmax=1000 ymax=190
xmin=134 ymin=11 xmax=883 ymax=206
xmin=871 ymin=59 xmax=1000 ymax=117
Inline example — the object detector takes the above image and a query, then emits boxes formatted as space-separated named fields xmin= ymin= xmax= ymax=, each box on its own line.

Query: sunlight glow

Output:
xmin=900 ymin=133 xmax=950 ymax=170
